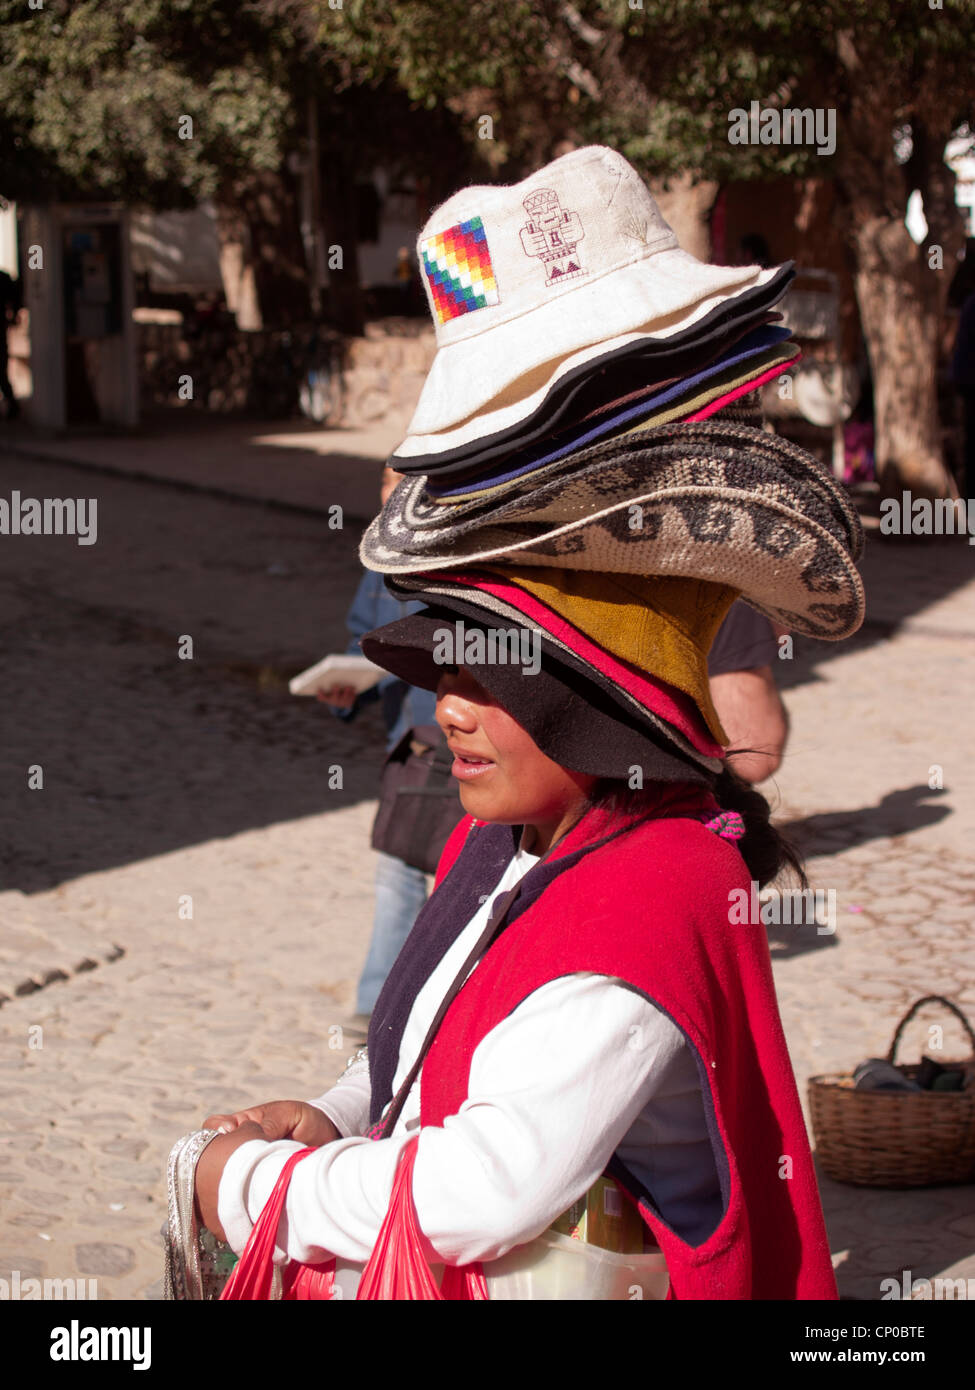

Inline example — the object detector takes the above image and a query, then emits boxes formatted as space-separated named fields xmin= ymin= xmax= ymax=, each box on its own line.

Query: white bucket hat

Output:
xmin=396 ymin=145 xmax=782 ymax=456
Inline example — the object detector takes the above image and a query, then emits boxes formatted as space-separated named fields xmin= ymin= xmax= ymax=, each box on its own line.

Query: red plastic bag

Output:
xmin=220 ymin=1136 xmax=488 ymax=1301
xmin=220 ymin=1147 xmax=336 ymax=1301
xmin=357 ymin=1137 xmax=488 ymax=1301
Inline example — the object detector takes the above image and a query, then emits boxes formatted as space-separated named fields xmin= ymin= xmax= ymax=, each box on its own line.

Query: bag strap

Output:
xmin=887 ymin=994 xmax=975 ymax=1064
xmin=408 ymin=726 xmax=454 ymax=777
xmin=384 ymin=726 xmax=416 ymax=766
xmin=399 ymin=737 xmax=460 ymax=871
xmin=372 ymin=801 xmax=709 ymax=1141
xmin=367 ymin=806 xmax=723 ymax=1139
xmin=373 ymin=829 xmax=561 ymax=1140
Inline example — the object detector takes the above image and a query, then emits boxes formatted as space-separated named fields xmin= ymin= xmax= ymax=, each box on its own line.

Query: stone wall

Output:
xmin=137 ymin=317 xmax=436 ymax=430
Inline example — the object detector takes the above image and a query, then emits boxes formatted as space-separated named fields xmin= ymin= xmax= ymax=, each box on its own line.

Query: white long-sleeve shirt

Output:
xmin=217 ymin=843 xmax=723 ymax=1268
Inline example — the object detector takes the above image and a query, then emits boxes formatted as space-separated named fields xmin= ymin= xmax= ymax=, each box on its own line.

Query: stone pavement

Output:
xmin=1 ymin=413 xmax=974 ymax=1301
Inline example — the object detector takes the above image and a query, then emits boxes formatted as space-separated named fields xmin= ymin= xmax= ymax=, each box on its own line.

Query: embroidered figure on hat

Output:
xmin=420 ymin=217 xmax=500 ymax=325
xmin=519 ymin=189 xmax=586 ymax=286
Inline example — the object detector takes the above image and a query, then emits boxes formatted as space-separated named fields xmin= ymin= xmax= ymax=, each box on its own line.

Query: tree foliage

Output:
xmin=0 ymin=0 xmax=484 ymax=215
xmin=6 ymin=1 xmax=970 ymax=220
xmin=3 ymin=0 xmax=972 ymax=482
xmin=315 ymin=0 xmax=973 ymax=187
xmin=0 ymin=0 xmax=301 ymax=204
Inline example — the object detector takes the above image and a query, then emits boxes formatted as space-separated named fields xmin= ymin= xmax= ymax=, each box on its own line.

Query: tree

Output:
xmin=0 ymin=0 xmax=475 ymax=332
xmin=321 ymin=0 xmax=975 ymax=498
xmin=0 ymin=0 xmax=310 ymax=326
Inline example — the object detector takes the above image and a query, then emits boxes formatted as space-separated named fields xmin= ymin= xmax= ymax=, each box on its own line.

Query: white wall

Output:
xmin=0 ymin=202 xmax=18 ymax=277
xmin=129 ymin=200 xmax=223 ymax=294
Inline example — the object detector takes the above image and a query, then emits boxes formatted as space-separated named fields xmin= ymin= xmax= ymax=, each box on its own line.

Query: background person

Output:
xmin=0 ymin=268 xmax=22 ymax=421
xmin=708 ymin=600 xmax=790 ymax=785
xmin=318 ymin=466 xmax=449 ymax=1025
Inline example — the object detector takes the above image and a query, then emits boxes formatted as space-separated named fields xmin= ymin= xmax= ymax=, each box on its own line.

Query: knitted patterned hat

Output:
xmin=361 ymin=417 xmax=865 ymax=640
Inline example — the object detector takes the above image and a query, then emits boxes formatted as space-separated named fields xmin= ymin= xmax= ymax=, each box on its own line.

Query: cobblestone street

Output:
xmin=1 ymin=422 xmax=974 ymax=1301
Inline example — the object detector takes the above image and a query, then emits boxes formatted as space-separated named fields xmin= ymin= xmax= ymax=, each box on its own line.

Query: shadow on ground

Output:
xmin=775 ymin=528 xmax=975 ymax=697
xmin=784 ymin=785 xmax=952 ymax=859
xmin=1 ymin=442 xmax=971 ymax=894
xmin=750 ymin=784 xmax=953 ymax=961
xmin=0 ymin=454 xmax=389 ymax=894
xmin=820 ymin=1169 xmax=975 ymax=1301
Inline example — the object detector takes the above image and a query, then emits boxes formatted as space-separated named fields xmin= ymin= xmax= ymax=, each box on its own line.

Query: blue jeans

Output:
xmin=355 ymin=851 xmax=429 ymax=1015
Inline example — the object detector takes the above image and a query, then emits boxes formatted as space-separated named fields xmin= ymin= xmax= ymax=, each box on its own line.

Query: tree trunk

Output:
xmin=240 ymin=167 xmax=313 ymax=329
xmin=215 ymin=170 xmax=312 ymax=332
xmin=848 ymin=212 xmax=947 ymax=500
xmin=320 ymin=147 xmax=365 ymax=337
xmin=648 ymin=173 xmax=719 ymax=262
xmin=832 ymin=77 xmax=957 ymax=500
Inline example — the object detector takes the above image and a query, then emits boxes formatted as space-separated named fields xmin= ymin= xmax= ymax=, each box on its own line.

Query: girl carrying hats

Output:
xmin=192 ymin=148 xmax=864 ymax=1300
xmin=194 ymin=576 xmax=842 ymax=1300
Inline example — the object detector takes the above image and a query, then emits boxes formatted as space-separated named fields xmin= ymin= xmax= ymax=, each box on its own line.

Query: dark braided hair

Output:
xmin=578 ymin=758 xmax=807 ymax=892
xmin=711 ymin=763 xmax=807 ymax=890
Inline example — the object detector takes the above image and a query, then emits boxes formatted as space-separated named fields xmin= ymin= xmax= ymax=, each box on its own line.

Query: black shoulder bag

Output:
xmin=370 ymin=723 xmax=467 ymax=875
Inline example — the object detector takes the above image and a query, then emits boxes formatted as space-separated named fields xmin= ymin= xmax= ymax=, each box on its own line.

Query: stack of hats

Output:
xmin=358 ymin=147 xmax=865 ymax=784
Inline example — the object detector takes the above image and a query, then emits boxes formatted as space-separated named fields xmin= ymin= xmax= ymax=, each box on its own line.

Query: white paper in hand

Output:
xmin=289 ymin=653 xmax=386 ymax=697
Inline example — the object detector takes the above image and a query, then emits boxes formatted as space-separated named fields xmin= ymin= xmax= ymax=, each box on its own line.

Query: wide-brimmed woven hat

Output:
xmin=396 ymin=145 xmax=783 ymax=455
xmin=360 ymin=418 xmax=865 ymax=640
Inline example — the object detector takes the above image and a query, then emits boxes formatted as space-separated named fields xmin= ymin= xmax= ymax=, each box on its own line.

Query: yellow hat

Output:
xmin=479 ymin=565 xmax=738 ymax=744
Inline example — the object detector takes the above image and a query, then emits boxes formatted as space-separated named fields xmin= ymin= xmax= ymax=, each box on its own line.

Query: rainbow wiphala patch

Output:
xmin=420 ymin=217 xmax=500 ymax=324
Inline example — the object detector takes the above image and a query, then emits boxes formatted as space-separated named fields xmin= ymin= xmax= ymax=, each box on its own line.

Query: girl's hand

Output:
xmin=202 ymin=1100 xmax=341 ymax=1148
xmin=315 ymin=684 xmax=356 ymax=709
xmin=194 ymin=1120 xmax=266 ymax=1241
xmin=193 ymin=1104 xmax=343 ymax=1241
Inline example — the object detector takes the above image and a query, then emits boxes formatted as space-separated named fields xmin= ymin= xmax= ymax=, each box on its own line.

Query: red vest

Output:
xmin=418 ymin=803 xmax=838 ymax=1301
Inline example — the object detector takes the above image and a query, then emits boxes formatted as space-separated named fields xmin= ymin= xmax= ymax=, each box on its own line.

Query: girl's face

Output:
xmin=435 ymin=666 xmax=596 ymax=857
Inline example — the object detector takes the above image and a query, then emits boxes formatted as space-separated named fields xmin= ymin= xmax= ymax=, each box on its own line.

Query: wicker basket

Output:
xmin=808 ymin=994 xmax=975 ymax=1188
